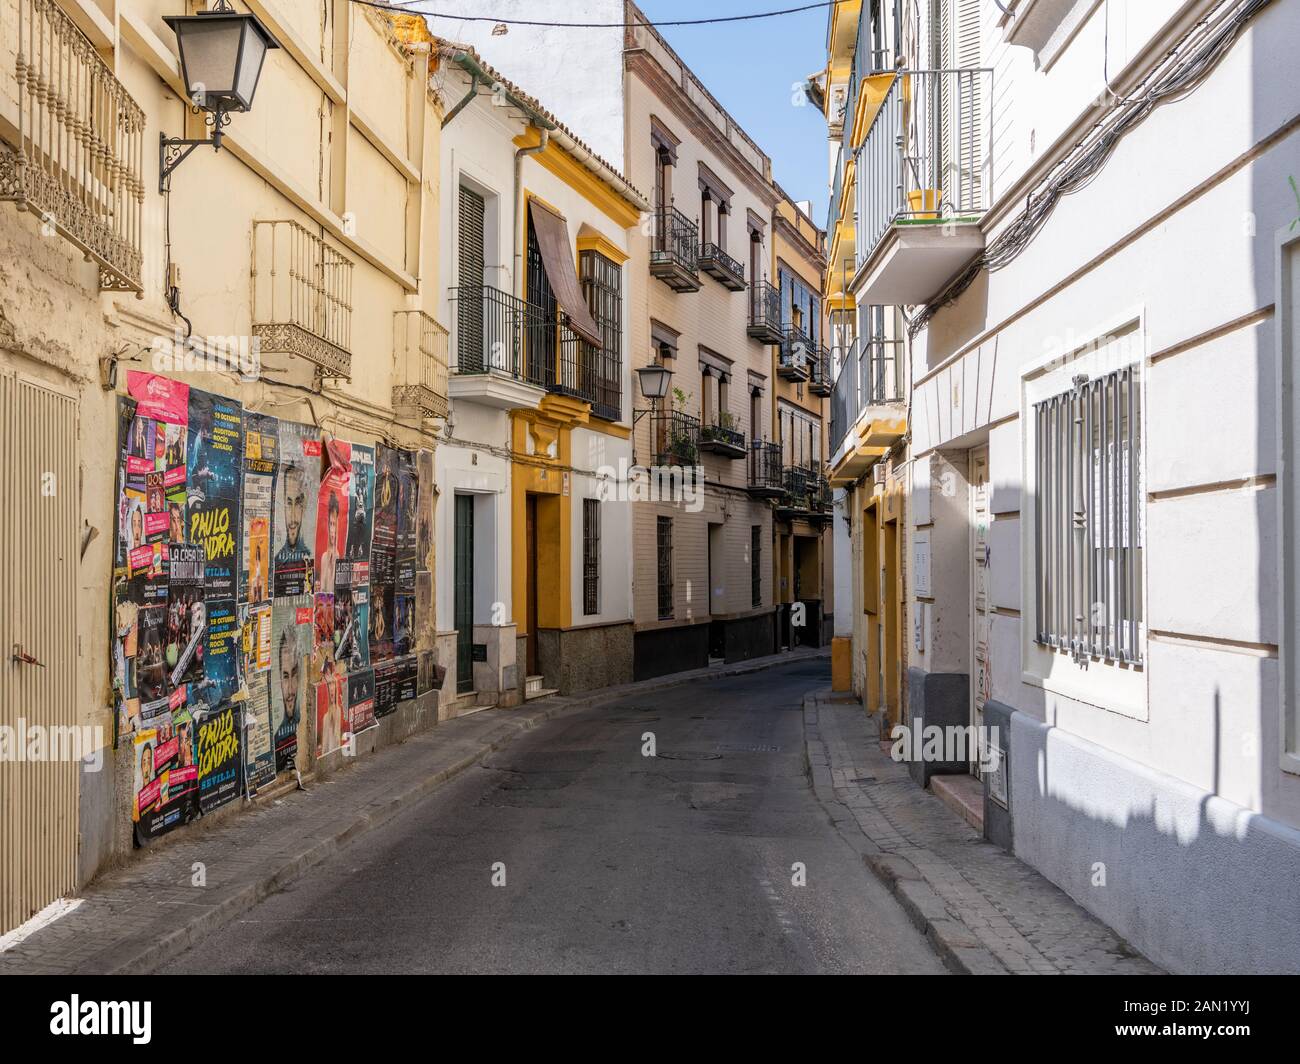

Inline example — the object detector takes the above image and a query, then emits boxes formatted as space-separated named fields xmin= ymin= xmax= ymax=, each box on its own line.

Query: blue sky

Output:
xmin=637 ymin=0 xmax=831 ymax=224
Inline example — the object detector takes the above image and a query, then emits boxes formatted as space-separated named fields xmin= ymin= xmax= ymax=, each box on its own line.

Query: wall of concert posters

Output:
xmin=112 ymin=372 xmax=431 ymax=846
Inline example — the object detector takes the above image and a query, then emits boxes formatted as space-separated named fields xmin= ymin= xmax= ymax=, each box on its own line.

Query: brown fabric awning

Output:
xmin=528 ymin=200 xmax=603 ymax=349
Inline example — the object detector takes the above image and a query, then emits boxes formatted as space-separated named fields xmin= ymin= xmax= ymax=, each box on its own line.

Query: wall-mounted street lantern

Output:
xmin=635 ymin=363 xmax=674 ymax=402
xmin=630 ymin=360 xmax=674 ymax=467
xmin=159 ymin=0 xmax=280 ymax=192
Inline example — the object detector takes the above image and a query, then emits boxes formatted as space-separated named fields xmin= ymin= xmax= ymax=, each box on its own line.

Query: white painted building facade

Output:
xmin=834 ymin=0 xmax=1300 ymax=972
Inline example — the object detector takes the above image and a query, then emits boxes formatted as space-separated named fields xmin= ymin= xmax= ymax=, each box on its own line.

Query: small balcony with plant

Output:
xmin=700 ymin=410 xmax=746 ymax=459
xmin=651 ymin=397 xmax=701 ymax=467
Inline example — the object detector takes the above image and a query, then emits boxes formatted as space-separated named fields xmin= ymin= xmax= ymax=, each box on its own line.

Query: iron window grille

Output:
xmin=751 ymin=526 xmax=762 ymax=608
xmin=580 ymin=250 xmax=623 ymax=421
xmin=1034 ymin=365 xmax=1144 ymax=666
xmin=657 ymin=516 xmax=674 ymax=620
xmin=583 ymin=498 xmax=601 ymax=616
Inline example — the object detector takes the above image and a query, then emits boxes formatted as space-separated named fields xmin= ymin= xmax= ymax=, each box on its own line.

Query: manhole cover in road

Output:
xmin=656 ymin=751 xmax=723 ymax=761
xmin=714 ymin=743 xmax=780 ymax=753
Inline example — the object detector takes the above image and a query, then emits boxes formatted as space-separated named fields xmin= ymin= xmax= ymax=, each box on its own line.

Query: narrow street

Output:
xmin=160 ymin=662 xmax=945 ymax=975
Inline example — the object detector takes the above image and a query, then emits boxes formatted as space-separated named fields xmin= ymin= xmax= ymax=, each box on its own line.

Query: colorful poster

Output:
xmin=165 ymin=544 xmax=206 ymax=690
xmin=347 ymin=444 xmax=375 ymax=563
xmin=242 ymin=411 xmax=277 ymax=605
xmin=244 ymin=673 xmax=276 ymax=794
xmin=196 ymin=703 xmax=243 ymax=815
xmin=128 ymin=371 xmax=189 ymax=427
xmin=416 ymin=448 xmax=433 ymax=572
xmin=247 ymin=601 xmax=273 ymax=675
xmin=369 ymin=582 xmax=395 ymax=664
xmin=197 ymin=599 xmax=240 ymax=711
xmin=315 ymin=441 xmax=350 ymax=597
xmin=372 ymin=446 xmax=398 ymax=587
xmin=273 ymin=420 xmax=321 ymax=598
xmin=187 ymin=389 xmax=243 ymax=598
xmin=395 ymin=594 xmax=415 ymax=658
xmin=333 ymin=561 xmax=370 ymax=673
xmin=396 ymin=449 xmax=418 ymax=596
xmin=348 ymin=668 xmax=376 ymax=735
xmin=132 ymin=713 xmax=198 ymax=845
xmin=136 ymin=604 xmax=170 ymax=714
xmin=271 ymin=599 xmax=312 ymax=773
xmin=315 ymin=674 xmax=347 ymax=758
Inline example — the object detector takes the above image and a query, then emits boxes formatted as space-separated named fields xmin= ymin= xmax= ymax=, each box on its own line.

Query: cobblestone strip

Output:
xmin=0 ymin=649 xmax=828 ymax=976
xmin=804 ymin=691 xmax=1160 ymax=975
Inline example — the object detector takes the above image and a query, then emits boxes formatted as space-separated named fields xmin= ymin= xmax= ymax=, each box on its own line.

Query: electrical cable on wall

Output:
xmin=907 ymin=0 xmax=1271 ymax=340
xmin=350 ymin=0 xmax=849 ymax=28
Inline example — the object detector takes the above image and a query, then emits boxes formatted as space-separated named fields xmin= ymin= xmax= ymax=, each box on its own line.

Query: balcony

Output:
xmin=699 ymin=414 xmax=746 ymax=459
xmin=0 ymin=0 xmax=145 ymax=292
xmin=698 ymin=242 xmax=746 ymax=291
xmin=808 ymin=343 xmax=832 ymax=396
xmin=252 ymin=221 xmax=354 ymax=379
xmin=777 ymin=327 xmax=812 ymax=382
xmin=853 ymin=68 xmax=992 ymax=306
xmin=746 ymin=281 xmax=782 ymax=343
xmin=449 ymin=285 xmax=613 ymax=413
xmin=392 ymin=310 xmax=450 ymax=419
xmin=649 ymin=206 xmax=700 ymax=292
xmin=651 ymin=408 xmax=701 ymax=467
xmin=778 ymin=464 xmax=833 ymax=519
xmin=748 ymin=440 xmax=785 ymax=498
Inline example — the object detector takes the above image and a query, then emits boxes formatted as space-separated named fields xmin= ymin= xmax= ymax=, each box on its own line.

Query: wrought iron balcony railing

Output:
xmin=392 ymin=310 xmax=449 ymax=419
xmin=0 ymin=0 xmax=146 ymax=292
xmin=252 ymin=220 xmax=354 ymax=378
xmin=651 ymin=407 xmax=701 ymax=467
xmin=829 ymin=329 xmax=906 ymax=453
xmin=450 ymin=285 xmax=618 ymax=410
xmin=778 ymin=327 xmax=813 ymax=382
xmin=746 ymin=280 xmax=782 ymax=343
xmin=649 ymin=206 xmax=700 ymax=292
xmin=450 ymin=284 xmax=547 ymax=388
xmin=854 ymin=67 xmax=992 ymax=269
xmin=700 ymin=415 xmax=746 ymax=459
xmin=748 ymin=440 xmax=785 ymax=497
xmin=808 ymin=342 xmax=832 ymax=396
xmin=698 ymin=242 xmax=745 ymax=291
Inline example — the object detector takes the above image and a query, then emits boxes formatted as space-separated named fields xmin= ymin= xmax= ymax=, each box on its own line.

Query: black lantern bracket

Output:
xmin=159 ymin=104 xmax=232 ymax=193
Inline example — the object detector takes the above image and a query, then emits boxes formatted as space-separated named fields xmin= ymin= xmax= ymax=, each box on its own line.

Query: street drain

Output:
xmin=656 ymin=751 xmax=722 ymax=761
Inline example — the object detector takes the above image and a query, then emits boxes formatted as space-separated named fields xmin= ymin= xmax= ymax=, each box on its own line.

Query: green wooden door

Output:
xmin=454 ymin=494 xmax=474 ymax=694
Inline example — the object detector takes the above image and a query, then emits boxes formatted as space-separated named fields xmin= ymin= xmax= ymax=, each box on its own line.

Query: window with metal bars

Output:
xmin=1033 ymin=365 xmax=1144 ymax=666
xmin=657 ymin=516 xmax=674 ymax=620
xmin=751 ymin=526 xmax=762 ymax=608
xmin=580 ymin=249 xmax=623 ymax=421
xmin=583 ymin=498 xmax=600 ymax=616
xmin=526 ymin=216 xmax=556 ymax=385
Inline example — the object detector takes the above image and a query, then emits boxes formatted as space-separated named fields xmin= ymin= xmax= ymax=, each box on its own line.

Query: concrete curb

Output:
xmin=96 ymin=648 xmax=829 ymax=974
xmin=800 ymin=690 xmax=1008 ymax=977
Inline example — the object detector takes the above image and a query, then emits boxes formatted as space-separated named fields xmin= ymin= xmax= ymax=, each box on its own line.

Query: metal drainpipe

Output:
xmin=513 ymin=126 xmax=549 ymax=298
xmin=441 ymin=73 xmax=479 ymax=128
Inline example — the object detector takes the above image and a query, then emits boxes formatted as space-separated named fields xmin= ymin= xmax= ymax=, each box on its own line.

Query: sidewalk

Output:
xmin=0 ymin=648 xmax=827 ymax=975
xmin=803 ymin=690 xmax=1161 ymax=975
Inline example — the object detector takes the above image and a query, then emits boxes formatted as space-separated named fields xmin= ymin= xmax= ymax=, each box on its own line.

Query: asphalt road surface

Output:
xmin=162 ymin=659 xmax=946 ymax=974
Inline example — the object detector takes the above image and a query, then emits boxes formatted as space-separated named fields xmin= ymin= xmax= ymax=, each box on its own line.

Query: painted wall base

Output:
xmin=905 ymin=667 xmax=971 ymax=788
xmin=633 ymin=622 xmax=711 ymax=681
xmin=1010 ymin=710 xmax=1300 ymax=974
xmin=537 ymin=622 xmax=634 ymax=694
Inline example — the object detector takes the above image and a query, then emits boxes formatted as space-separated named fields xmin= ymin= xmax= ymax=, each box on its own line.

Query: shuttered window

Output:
xmin=1034 ymin=365 xmax=1144 ymax=666
xmin=457 ymin=186 xmax=486 ymax=373
xmin=583 ymin=498 xmax=600 ymax=616
xmin=751 ymin=526 xmax=762 ymax=608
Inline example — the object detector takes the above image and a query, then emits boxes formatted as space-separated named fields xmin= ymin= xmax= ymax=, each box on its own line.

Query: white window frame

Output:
xmin=1020 ymin=309 xmax=1148 ymax=720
